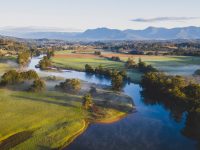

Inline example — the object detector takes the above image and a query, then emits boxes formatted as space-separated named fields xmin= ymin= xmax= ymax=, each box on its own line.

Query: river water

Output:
xmin=28 ymin=56 xmax=198 ymax=150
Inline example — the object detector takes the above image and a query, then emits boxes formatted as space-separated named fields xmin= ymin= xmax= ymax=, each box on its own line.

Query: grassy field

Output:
xmin=0 ymin=88 xmax=126 ymax=149
xmin=52 ymin=53 xmax=125 ymax=71
xmin=0 ymin=56 xmax=17 ymax=75
xmin=52 ymin=51 xmax=200 ymax=82
xmin=0 ymin=63 xmax=13 ymax=74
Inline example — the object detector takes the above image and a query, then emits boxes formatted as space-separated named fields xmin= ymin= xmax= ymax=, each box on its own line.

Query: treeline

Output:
xmin=0 ymin=70 xmax=38 ymax=85
xmin=125 ymin=58 xmax=158 ymax=73
xmin=141 ymin=72 xmax=200 ymax=112
xmin=94 ymin=40 xmax=200 ymax=56
xmin=85 ymin=64 xmax=127 ymax=90
xmin=0 ymin=70 xmax=45 ymax=92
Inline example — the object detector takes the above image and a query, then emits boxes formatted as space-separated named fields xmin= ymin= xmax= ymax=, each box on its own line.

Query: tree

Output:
xmin=111 ymin=74 xmax=123 ymax=91
xmin=125 ymin=58 xmax=136 ymax=69
xmin=0 ymin=70 xmax=39 ymax=86
xmin=184 ymin=83 xmax=200 ymax=100
xmin=95 ymin=65 xmax=104 ymax=74
xmin=30 ymin=79 xmax=46 ymax=92
xmin=111 ymin=56 xmax=120 ymax=61
xmin=56 ymin=79 xmax=81 ymax=93
xmin=47 ymin=50 xmax=55 ymax=59
xmin=85 ymin=64 xmax=94 ymax=73
xmin=94 ymin=51 xmax=101 ymax=55
xmin=17 ymin=51 xmax=31 ymax=67
xmin=0 ymin=70 xmax=20 ymax=85
xmin=39 ymin=56 xmax=52 ymax=70
xmin=82 ymin=93 xmax=93 ymax=110
xmin=20 ymin=70 xmax=39 ymax=80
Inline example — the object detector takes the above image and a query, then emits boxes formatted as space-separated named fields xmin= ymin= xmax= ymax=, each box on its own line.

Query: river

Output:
xmin=28 ymin=56 xmax=198 ymax=150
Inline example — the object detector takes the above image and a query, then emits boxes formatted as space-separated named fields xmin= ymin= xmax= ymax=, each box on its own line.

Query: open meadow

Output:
xmin=52 ymin=50 xmax=200 ymax=82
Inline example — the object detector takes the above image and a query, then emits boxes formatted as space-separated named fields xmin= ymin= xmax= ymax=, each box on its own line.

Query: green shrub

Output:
xmin=30 ymin=79 xmax=46 ymax=92
xmin=39 ymin=56 xmax=52 ymax=70
xmin=56 ymin=79 xmax=81 ymax=93
xmin=125 ymin=58 xmax=136 ymax=69
xmin=111 ymin=74 xmax=123 ymax=91
xmin=82 ymin=93 xmax=93 ymax=110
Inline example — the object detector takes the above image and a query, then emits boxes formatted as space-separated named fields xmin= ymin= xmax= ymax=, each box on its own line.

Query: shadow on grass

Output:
xmin=0 ymin=131 xmax=33 ymax=150
xmin=12 ymin=94 xmax=81 ymax=108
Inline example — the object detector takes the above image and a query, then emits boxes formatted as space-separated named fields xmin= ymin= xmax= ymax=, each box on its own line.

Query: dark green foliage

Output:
xmin=30 ymin=79 xmax=46 ymax=92
xmin=85 ymin=64 xmax=95 ymax=73
xmin=184 ymin=84 xmax=200 ymax=100
xmin=0 ymin=70 xmax=21 ymax=85
xmin=95 ymin=65 xmax=104 ymax=74
xmin=119 ymin=70 xmax=127 ymax=79
xmin=111 ymin=73 xmax=123 ymax=91
xmin=85 ymin=64 xmax=127 ymax=80
xmin=47 ymin=50 xmax=55 ymax=59
xmin=82 ymin=93 xmax=93 ymax=110
xmin=125 ymin=58 xmax=136 ymax=69
xmin=141 ymin=72 xmax=187 ymax=99
xmin=138 ymin=59 xmax=158 ymax=73
xmin=94 ymin=51 xmax=101 ymax=55
xmin=141 ymin=72 xmax=200 ymax=103
xmin=111 ymin=56 xmax=120 ymax=61
xmin=20 ymin=70 xmax=39 ymax=80
xmin=17 ymin=51 xmax=31 ymax=67
xmin=56 ymin=79 xmax=81 ymax=93
xmin=39 ymin=56 xmax=52 ymax=70
xmin=0 ymin=70 xmax=39 ymax=86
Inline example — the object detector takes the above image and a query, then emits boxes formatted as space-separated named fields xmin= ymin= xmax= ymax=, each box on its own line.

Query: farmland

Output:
xmin=52 ymin=50 xmax=200 ymax=82
xmin=0 ymin=88 xmax=128 ymax=149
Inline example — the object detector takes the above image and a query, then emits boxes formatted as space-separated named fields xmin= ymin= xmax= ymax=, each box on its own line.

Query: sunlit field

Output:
xmin=52 ymin=50 xmax=200 ymax=82
xmin=0 ymin=88 xmax=126 ymax=149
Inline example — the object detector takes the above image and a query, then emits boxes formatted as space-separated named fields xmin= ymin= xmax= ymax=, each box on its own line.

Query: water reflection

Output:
xmin=28 ymin=56 xmax=198 ymax=150
xmin=141 ymin=88 xmax=200 ymax=148
xmin=66 ymin=83 xmax=197 ymax=150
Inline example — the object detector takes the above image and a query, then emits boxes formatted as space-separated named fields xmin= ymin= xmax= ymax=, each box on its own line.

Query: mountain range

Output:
xmin=0 ymin=26 xmax=200 ymax=41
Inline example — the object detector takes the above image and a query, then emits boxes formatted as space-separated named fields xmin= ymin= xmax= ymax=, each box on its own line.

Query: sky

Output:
xmin=0 ymin=0 xmax=199 ymax=31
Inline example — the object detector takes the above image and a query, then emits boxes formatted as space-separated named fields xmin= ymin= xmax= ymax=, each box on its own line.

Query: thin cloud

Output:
xmin=131 ymin=17 xmax=199 ymax=22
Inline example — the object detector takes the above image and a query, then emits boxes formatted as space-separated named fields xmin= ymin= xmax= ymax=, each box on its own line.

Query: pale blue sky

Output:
xmin=0 ymin=0 xmax=199 ymax=31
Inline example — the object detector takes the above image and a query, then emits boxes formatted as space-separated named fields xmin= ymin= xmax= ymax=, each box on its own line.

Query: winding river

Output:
xmin=28 ymin=56 xmax=198 ymax=150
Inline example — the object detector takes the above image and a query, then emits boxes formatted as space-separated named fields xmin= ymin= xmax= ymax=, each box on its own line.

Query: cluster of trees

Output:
xmin=94 ymin=51 xmax=101 ymax=55
xmin=141 ymin=72 xmax=200 ymax=111
xmin=55 ymin=79 xmax=81 ymax=93
xmin=111 ymin=72 xmax=124 ymax=91
xmin=110 ymin=56 xmax=120 ymax=62
xmin=125 ymin=58 xmax=158 ymax=73
xmin=0 ymin=69 xmax=45 ymax=92
xmin=85 ymin=64 xmax=127 ymax=79
xmin=39 ymin=56 xmax=52 ymax=70
xmin=85 ymin=64 xmax=127 ymax=91
xmin=0 ymin=38 xmax=30 ymax=52
xmin=137 ymin=58 xmax=158 ymax=73
xmin=17 ymin=51 xmax=31 ymax=67
xmin=29 ymin=79 xmax=46 ymax=92
xmin=125 ymin=58 xmax=137 ymax=69
xmin=96 ymin=40 xmax=200 ymax=56
xmin=0 ymin=70 xmax=39 ymax=85
xmin=47 ymin=50 xmax=55 ymax=59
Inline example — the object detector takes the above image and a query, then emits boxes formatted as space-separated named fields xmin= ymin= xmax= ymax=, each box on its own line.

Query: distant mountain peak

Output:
xmin=0 ymin=26 xmax=200 ymax=40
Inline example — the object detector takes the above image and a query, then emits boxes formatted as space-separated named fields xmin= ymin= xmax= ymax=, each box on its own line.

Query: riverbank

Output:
xmin=0 ymin=61 xmax=134 ymax=150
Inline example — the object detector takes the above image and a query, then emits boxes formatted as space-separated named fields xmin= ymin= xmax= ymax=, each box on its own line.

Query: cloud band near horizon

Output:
xmin=132 ymin=17 xmax=199 ymax=22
